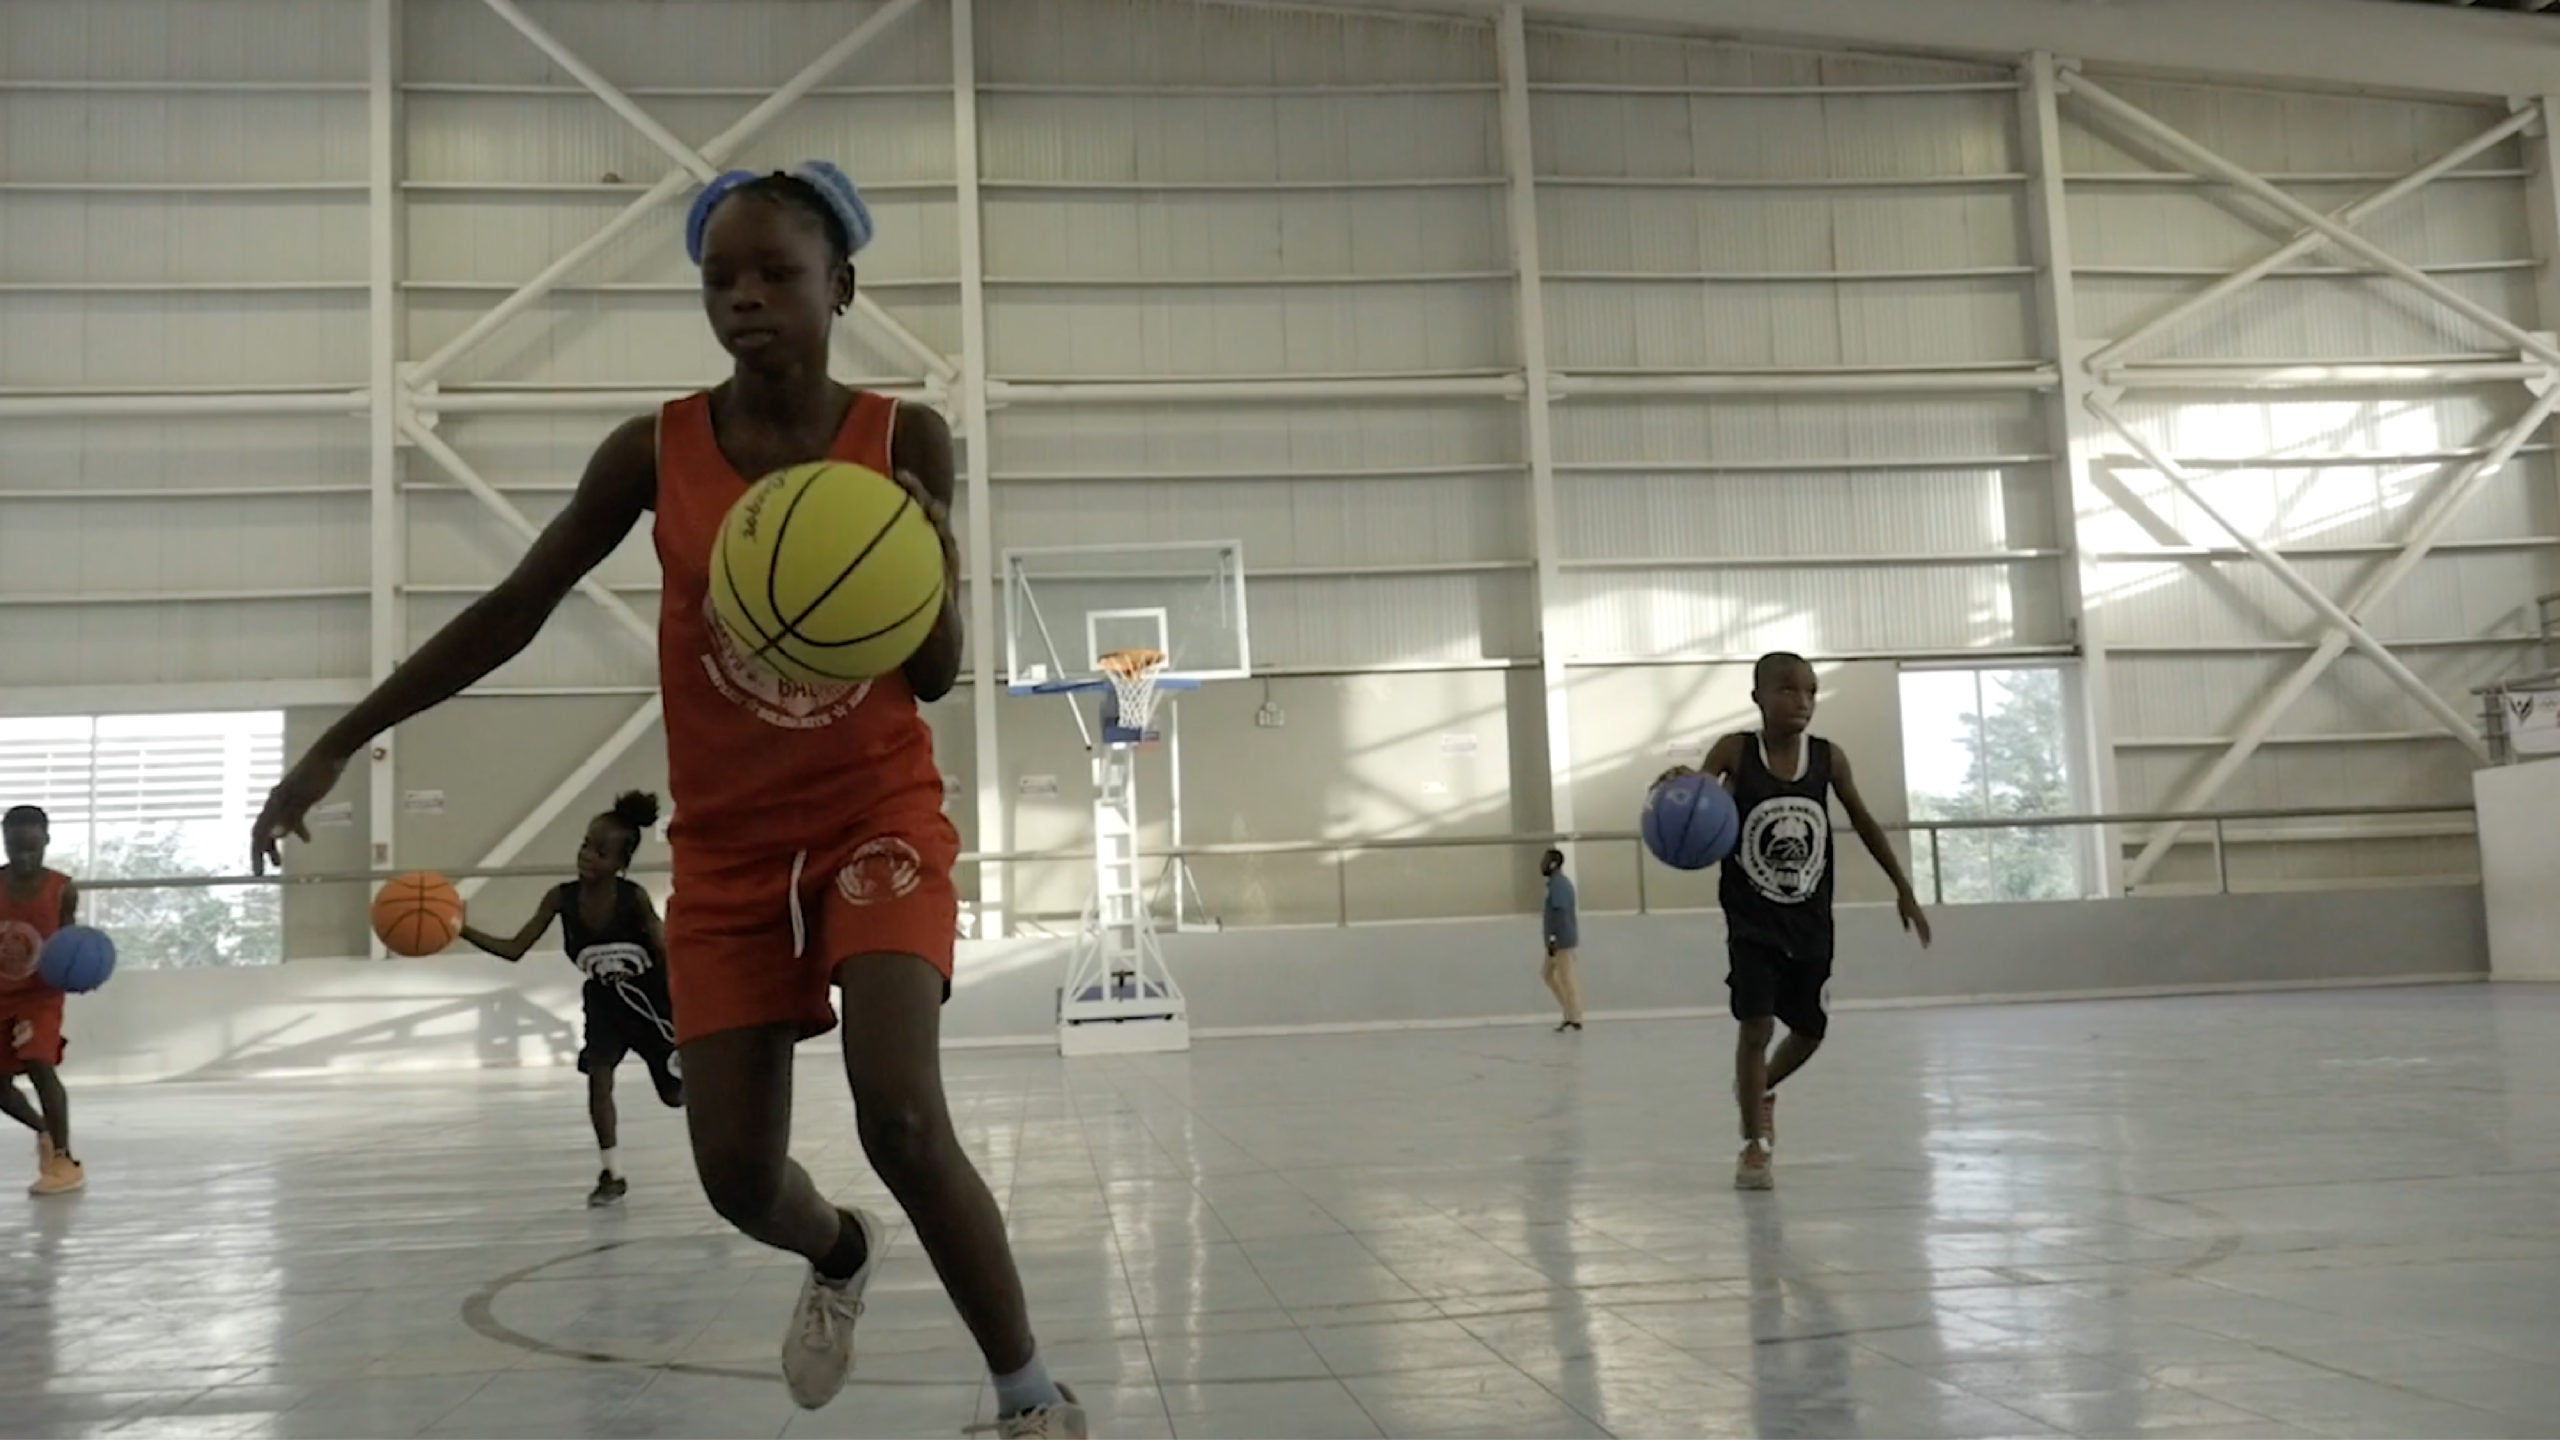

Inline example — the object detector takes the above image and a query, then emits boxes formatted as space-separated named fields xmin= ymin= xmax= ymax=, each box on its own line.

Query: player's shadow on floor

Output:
xmin=174 ymin=989 xmax=580 ymax=1081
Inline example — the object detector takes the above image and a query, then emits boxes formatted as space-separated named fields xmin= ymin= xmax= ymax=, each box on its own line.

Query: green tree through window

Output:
xmin=1904 ymin=668 xmax=2082 ymax=904
xmin=0 ymin=711 xmax=284 ymax=967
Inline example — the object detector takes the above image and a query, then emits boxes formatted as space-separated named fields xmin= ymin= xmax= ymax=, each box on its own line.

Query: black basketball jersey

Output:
xmin=557 ymin=880 xmax=674 ymax=1038
xmin=1718 ymin=733 xmax=1837 ymax=957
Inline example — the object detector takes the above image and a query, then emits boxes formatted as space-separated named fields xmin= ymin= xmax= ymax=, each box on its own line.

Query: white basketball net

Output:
xmin=1098 ymin=648 xmax=1169 ymax=735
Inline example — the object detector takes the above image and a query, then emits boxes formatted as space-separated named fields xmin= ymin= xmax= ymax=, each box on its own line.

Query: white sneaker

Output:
xmin=781 ymin=1207 xmax=883 ymax=1409
xmin=970 ymin=1384 xmax=1088 ymax=1439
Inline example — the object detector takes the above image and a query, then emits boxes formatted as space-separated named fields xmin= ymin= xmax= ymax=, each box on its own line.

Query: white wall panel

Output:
xmin=1548 ymin=275 xmax=2036 ymax=370
xmin=0 ymin=601 xmax=365 ymax=688
xmin=0 ymin=195 xmax=366 ymax=285
xmin=1539 ymin=189 xmax=2028 ymax=272
xmin=1247 ymin=574 xmax=1536 ymax=669
xmin=993 ymin=396 xmax=1519 ymax=473
xmin=0 ymin=2 xmax=371 ymax=693
xmin=976 ymin=0 xmax=1492 ymax=86
xmin=1560 ymin=466 xmax=2058 ymax=561
xmin=984 ymin=190 xmax=1507 ymax=279
xmin=0 ymin=294 xmax=367 ymax=388
xmin=1553 ymin=393 xmax=2044 ymax=460
xmin=1557 ymin=562 xmax=2063 ymax=659
xmin=0 ymin=93 xmax=363 ymax=182
xmin=973 ymin=0 xmax=1516 ymax=687
xmin=980 ymin=93 xmax=1497 ymax=184
xmin=0 ymin=416 xmax=363 ymax=493
xmin=985 ymin=284 xmax=1510 ymax=377
xmin=991 ymin=476 xmax=1525 ymax=566
xmin=0 ymin=0 xmax=363 ymax=81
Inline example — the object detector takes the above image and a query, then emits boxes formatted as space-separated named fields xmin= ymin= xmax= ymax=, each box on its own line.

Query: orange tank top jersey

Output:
xmin=653 ymin=390 xmax=944 ymax=853
xmin=0 ymin=870 xmax=69 ymax=997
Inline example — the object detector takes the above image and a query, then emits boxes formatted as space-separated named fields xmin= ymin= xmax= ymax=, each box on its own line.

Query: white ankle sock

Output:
xmin=601 ymin=1147 xmax=620 ymax=1178
xmin=993 ymin=1352 xmax=1064 ymax=1416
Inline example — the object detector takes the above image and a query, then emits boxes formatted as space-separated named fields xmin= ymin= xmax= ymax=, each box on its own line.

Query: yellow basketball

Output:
xmin=707 ymin=461 xmax=946 ymax=685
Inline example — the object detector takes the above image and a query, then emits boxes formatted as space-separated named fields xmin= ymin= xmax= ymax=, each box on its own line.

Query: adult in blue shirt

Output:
xmin=1540 ymin=848 xmax=1585 ymax=1032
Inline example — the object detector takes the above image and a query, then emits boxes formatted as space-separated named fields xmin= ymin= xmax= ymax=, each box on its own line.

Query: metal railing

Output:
xmin=82 ymin=801 xmax=2479 ymax=931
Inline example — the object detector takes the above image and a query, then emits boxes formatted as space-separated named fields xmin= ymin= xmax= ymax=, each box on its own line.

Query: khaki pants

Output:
xmin=1541 ymin=945 xmax=1584 ymax=1024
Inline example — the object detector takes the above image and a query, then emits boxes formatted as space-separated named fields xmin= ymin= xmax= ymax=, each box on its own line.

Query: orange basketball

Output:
xmin=371 ymin=871 xmax=463 ymax=957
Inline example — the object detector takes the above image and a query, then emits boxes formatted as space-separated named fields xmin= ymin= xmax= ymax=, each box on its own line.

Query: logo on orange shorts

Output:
xmin=0 ymin=921 xmax=39 ymax=984
xmin=835 ymin=838 xmax=923 ymax=906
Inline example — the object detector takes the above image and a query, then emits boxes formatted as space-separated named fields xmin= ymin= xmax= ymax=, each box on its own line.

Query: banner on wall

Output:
xmin=2500 ymin=687 xmax=2560 ymax=757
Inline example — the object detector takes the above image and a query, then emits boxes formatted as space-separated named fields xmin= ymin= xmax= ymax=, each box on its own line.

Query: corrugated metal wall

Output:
xmin=0 ymin=0 xmax=370 ymax=688
xmin=977 ymin=0 xmax=1527 ymax=673
xmin=1 ymin=0 xmax=2547 ymax=904
xmin=1524 ymin=30 xmax=2065 ymax=664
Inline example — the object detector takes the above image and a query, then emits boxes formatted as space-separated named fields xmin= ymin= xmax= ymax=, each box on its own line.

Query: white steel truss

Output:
xmin=2055 ymin=71 xmax=2554 ymax=887
xmin=411 ymin=0 xmax=950 ymax=393
xmin=13 ymin=3 xmax=2560 ymax=921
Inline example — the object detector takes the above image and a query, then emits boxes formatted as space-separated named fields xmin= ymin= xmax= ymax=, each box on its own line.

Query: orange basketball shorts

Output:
xmin=0 ymin=989 xmax=66 ymax=1076
xmin=663 ymin=806 xmax=960 ymax=1045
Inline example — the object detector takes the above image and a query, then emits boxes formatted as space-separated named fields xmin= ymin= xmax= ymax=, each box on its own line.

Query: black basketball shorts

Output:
xmin=1726 ymin=937 xmax=1833 ymax=1040
xmin=579 ymin=997 xmax=685 ymax=1107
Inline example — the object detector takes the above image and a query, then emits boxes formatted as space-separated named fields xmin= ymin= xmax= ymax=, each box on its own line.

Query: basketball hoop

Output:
xmin=1097 ymin=648 xmax=1169 ymax=737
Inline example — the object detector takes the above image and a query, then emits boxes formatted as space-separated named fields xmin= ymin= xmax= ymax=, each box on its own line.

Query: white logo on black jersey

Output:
xmin=1738 ymin=796 xmax=1827 ymax=905
xmin=573 ymin=940 xmax=652 ymax=984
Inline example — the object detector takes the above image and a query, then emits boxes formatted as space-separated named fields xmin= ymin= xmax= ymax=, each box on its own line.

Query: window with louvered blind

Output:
xmin=0 ymin=711 xmax=284 ymax=968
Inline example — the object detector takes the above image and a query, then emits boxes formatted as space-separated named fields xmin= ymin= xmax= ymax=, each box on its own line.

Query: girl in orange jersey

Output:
xmin=253 ymin=164 xmax=1079 ymax=1438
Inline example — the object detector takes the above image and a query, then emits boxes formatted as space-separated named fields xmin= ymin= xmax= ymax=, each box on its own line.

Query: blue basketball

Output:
xmin=37 ymin=926 xmax=115 ymax=994
xmin=1642 ymin=772 xmax=1741 ymax=870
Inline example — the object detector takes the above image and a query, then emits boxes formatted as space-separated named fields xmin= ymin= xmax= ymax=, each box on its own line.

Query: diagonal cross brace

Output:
xmin=2117 ymin=390 xmax=2555 ymax=885
xmin=413 ymin=0 xmax=942 ymax=388
xmin=476 ymin=0 xmax=952 ymax=387
xmin=2064 ymin=72 xmax=2560 ymax=373
xmin=456 ymin=696 xmax=665 ymax=903
xmin=2090 ymin=395 xmax=2494 ymax=778
xmin=2088 ymin=105 xmax=2543 ymax=372
xmin=400 ymin=414 xmax=659 ymax=651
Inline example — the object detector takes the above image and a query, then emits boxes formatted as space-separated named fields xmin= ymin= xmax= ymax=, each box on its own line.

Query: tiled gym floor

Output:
xmin=5 ymin=985 xmax=2557 ymax=1438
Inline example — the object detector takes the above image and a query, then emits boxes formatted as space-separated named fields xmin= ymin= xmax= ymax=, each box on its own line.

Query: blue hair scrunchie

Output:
xmin=684 ymin=161 xmax=875 ymax=264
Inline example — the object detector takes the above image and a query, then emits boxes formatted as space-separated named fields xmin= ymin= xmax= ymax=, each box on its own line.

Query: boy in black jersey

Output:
xmin=1689 ymin=653 xmax=1930 ymax=1191
xmin=461 ymin=791 xmax=682 ymax=1207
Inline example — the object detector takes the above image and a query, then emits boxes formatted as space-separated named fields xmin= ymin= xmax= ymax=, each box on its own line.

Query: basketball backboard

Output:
xmin=1003 ymin=541 xmax=1249 ymax=686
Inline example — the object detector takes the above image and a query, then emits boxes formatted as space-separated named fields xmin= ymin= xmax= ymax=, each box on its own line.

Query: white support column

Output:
xmin=952 ymin=0 xmax=1006 ymax=937
xmin=2019 ymin=53 xmax=2120 ymax=893
xmin=366 ymin=0 xmax=403 ymax=910
xmin=2523 ymin=95 xmax=2560 ymax=547
xmin=1496 ymin=4 xmax=1578 ymax=841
